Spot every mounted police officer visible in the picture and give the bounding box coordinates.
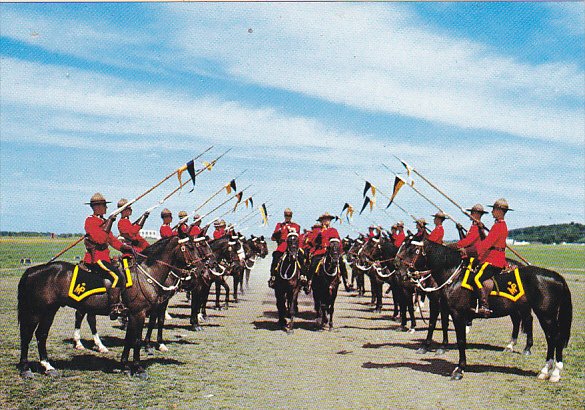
[177,210,190,237]
[269,208,301,289]
[189,214,203,238]
[474,198,511,317]
[427,211,447,244]
[160,208,177,238]
[117,198,150,253]
[307,212,348,290]
[449,204,488,257]
[213,219,227,240]
[83,193,133,320]
[391,221,406,247]
[413,218,427,241]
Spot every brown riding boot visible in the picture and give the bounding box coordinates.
[108,287,127,320]
[477,280,493,318]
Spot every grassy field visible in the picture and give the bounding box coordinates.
[0,238,583,409]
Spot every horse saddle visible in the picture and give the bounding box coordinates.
[461,258,525,302]
[68,260,134,302]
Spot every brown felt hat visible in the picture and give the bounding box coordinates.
[284,208,293,216]
[432,211,447,220]
[178,210,188,219]
[317,212,334,221]
[86,192,110,206]
[161,208,172,218]
[117,198,129,209]
[416,218,427,226]
[488,198,513,211]
[467,204,488,215]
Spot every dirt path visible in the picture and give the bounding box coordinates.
[1,255,583,409]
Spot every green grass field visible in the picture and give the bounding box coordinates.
[0,238,583,409]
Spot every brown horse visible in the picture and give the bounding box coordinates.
[18,236,197,378]
[395,238,572,381]
[273,233,305,332]
[311,238,342,330]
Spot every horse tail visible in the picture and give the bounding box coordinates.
[18,268,31,324]
[558,281,572,348]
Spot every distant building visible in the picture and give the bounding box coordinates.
[140,229,160,240]
[507,239,530,246]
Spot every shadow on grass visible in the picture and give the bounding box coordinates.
[362,357,536,377]
[49,354,184,373]
[252,319,318,332]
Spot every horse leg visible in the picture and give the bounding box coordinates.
[190,288,203,331]
[222,278,230,309]
[87,313,108,353]
[130,312,148,378]
[232,273,239,303]
[73,311,86,350]
[328,288,338,330]
[407,288,416,333]
[245,267,250,289]
[19,312,39,378]
[522,311,534,356]
[214,281,221,309]
[143,307,157,356]
[418,295,440,354]
[438,298,450,355]
[451,316,468,380]
[505,311,521,352]
[156,300,169,352]
[373,280,383,313]
[275,289,286,329]
[36,307,59,376]
[201,283,211,321]
[536,315,557,381]
[288,286,300,333]
[390,279,400,320]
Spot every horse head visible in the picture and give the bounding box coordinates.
[285,232,300,260]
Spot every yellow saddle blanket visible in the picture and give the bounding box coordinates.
[68,259,133,302]
[461,257,525,302]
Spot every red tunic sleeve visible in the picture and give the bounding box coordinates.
[457,224,479,248]
[427,226,444,244]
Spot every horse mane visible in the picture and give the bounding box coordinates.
[139,236,175,266]
[425,240,461,271]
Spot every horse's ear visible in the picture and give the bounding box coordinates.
[260,235,265,240]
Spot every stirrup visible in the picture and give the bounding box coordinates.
[476,306,492,318]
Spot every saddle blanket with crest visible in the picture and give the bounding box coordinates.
[461,257,525,302]
[68,259,134,302]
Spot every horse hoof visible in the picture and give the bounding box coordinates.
[45,369,60,378]
[407,328,416,334]
[74,344,85,350]
[522,349,532,356]
[20,369,34,379]
[436,348,446,356]
[397,326,408,332]
[157,344,169,353]
[95,345,109,353]
[192,325,204,332]
[145,347,155,356]
[450,368,464,380]
[416,347,429,355]
[133,369,149,380]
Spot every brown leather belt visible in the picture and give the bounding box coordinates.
[489,246,505,252]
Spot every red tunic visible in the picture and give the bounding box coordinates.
[213,227,226,240]
[303,227,320,252]
[427,225,444,244]
[272,221,301,252]
[160,224,177,238]
[392,231,406,247]
[118,217,149,252]
[189,225,202,238]
[313,227,341,256]
[457,222,482,250]
[477,219,508,268]
[84,215,124,263]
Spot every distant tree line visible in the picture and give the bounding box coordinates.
[509,222,585,244]
[1,231,83,238]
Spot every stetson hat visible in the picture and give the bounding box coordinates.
[161,208,172,218]
[489,198,513,211]
[368,225,376,230]
[193,214,201,222]
[432,211,447,220]
[86,192,110,206]
[284,208,293,216]
[317,212,334,221]
[178,210,188,219]
[416,218,427,226]
[117,198,129,209]
[466,203,488,214]
[396,220,404,227]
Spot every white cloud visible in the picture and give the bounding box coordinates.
[548,3,585,36]
[165,3,584,145]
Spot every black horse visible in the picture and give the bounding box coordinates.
[242,235,268,290]
[209,236,243,309]
[18,236,197,378]
[273,233,305,332]
[311,238,343,330]
[396,238,572,381]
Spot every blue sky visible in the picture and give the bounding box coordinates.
[1,3,584,240]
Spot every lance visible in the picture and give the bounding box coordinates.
[189,170,248,217]
[218,190,259,226]
[174,184,253,229]
[48,148,215,263]
[110,146,214,218]
[234,200,274,227]
[141,149,232,216]
[393,157,531,265]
